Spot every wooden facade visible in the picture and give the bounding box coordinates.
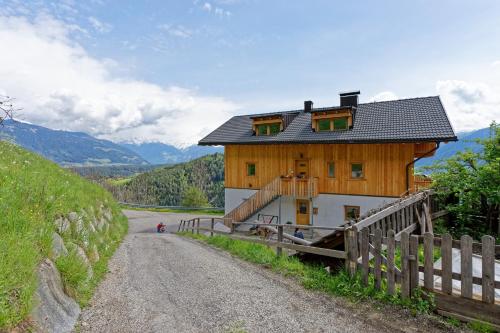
[224,143,431,197]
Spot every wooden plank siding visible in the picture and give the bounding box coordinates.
[225,143,417,197]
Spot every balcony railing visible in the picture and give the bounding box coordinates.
[279,176,319,198]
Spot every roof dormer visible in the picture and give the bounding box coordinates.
[251,114,283,136]
[311,107,353,132]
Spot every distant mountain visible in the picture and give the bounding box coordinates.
[120,142,223,164]
[0,120,148,166]
[416,127,490,168]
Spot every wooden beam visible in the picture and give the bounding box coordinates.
[354,192,427,229]
[394,223,417,241]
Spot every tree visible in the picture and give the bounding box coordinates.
[181,186,210,208]
[0,95,19,126]
[424,122,499,237]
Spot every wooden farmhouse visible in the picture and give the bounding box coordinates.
[199,91,457,227]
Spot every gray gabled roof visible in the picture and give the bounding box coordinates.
[199,96,457,145]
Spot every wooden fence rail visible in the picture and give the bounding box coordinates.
[346,226,500,327]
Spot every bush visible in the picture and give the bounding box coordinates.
[181,186,210,207]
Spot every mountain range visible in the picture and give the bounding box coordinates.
[0,120,148,166]
[415,127,491,168]
[0,120,222,166]
[0,119,488,168]
[120,142,223,164]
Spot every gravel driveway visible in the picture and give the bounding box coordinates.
[76,210,457,333]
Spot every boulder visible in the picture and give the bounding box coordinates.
[76,246,93,278]
[52,233,68,258]
[54,217,70,234]
[67,212,78,223]
[31,259,80,333]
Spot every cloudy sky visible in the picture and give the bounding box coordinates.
[0,0,499,147]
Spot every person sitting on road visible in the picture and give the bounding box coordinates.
[157,222,165,233]
[294,228,304,239]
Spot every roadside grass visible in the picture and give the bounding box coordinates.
[177,232,434,315]
[121,204,224,216]
[0,141,128,329]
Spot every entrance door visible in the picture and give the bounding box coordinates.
[296,199,310,225]
[295,159,309,178]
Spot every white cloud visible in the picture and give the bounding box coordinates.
[88,16,112,33]
[436,80,500,132]
[0,14,239,147]
[368,91,398,102]
[491,60,500,67]
[158,24,193,38]
[203,2,212,11]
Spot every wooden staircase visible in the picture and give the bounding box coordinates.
[225,176,319,223]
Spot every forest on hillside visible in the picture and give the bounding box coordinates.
[98,153,224,208]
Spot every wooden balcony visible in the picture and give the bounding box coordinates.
[279,176,319,198]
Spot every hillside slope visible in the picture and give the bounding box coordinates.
[0,119,148,166]
[0,141,128,330]
[110,153,224,207]
[120,142,223,164]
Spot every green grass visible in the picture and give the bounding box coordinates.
[107,177,132,186]
[121,204,224,216]
[0,141,128,329]
[178,232,435,315]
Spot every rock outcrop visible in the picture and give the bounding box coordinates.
[31,259,81,333]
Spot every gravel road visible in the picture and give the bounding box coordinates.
[77,210,457,333]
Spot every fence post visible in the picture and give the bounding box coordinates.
[482,235,495,304]
[178,220,182,232]
[423,232,434,290]
[441,233,452,294]
[210,218,214,237]
[345,226,358,277]
[361,227,369,286]
[196,218,200,235]
[461,235,473,299]
[400,231,410,299]
[409,234,419,294]
[374,228,382,290]
[387,230,395,295]
[230,220,235,233]
[191,219,195,234]
[276,225,283,256]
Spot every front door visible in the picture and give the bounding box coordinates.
[295,159,309,178]
[296,199,310,225]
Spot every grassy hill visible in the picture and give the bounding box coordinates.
[108,153,224,208]
[0,141,128,329]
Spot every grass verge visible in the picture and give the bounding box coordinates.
[0,141,128,329]
[177,232,435,315]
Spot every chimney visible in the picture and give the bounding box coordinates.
[304,100,313,111]
[339,91,360,108]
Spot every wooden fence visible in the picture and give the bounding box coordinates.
[345,226,500,327]
[178,218,346,261]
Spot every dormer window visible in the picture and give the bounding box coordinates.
[312,109,352,132]
[252,115,283,136]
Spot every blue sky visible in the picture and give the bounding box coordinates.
[0,0,499,146]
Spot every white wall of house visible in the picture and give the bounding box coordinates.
[225,188,398,228]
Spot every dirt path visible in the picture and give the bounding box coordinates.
[77,210,457,333]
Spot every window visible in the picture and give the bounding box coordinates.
[247,163,256,176]
[257,124,268,136]
[316,117,349,132]
[269,123,281,135]
[333,117,348,130]
[345,206,360,221]
[318,119,331,131]
[256,122,281,136]
[327,162,335,178]
[351,163,364,179]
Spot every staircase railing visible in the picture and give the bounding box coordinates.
[224,176,320,223]
[225,176,282,222]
